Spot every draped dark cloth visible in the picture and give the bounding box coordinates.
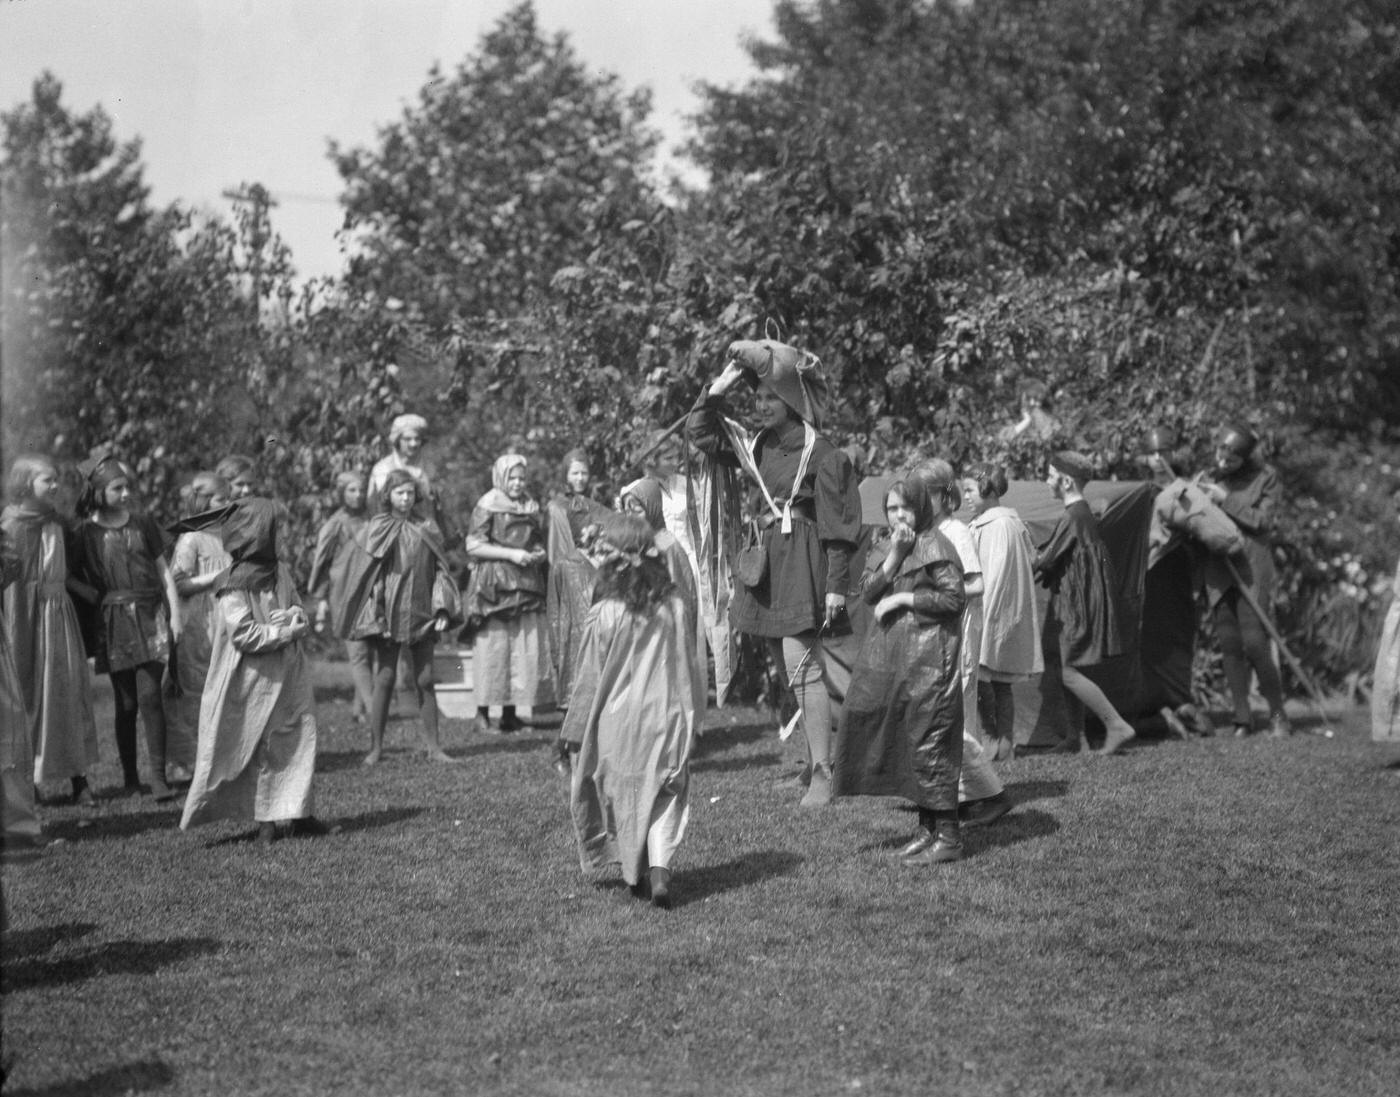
[1034,499,1126,668]
[336,514,460,644]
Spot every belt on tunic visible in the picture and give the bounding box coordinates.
[39,581,67,600]
[102,588,163,608]
[757,502,815,530]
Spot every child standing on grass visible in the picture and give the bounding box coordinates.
[339,469,461,766]
[72,456,180,800]
[308,470,375,724]
[1035,452,1136,756]
[835,471,968,865]
[2,520,45,849]
[563,514,704,909]
[169,472,232,776]
[962,463,1043,760]
[179,498,333,844]
[2,457,99,805]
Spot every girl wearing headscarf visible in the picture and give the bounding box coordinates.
[1198,422,1289,738]
[2,456,99,805]
[179,498,332,842]
[337,469,462,765]
[562,514,705,910]
[619,475,700,647]
[545,449,609,705]
[71,455,180,800]
[308,469,375,723]
[169,472,233,772]
[464,454,555,733]
[834,471,968,864]
[688,340,862,807]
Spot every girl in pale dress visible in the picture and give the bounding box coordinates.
[169,472,232,775]
[1,456,99,804]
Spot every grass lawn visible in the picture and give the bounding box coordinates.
[2,663,1399,1097]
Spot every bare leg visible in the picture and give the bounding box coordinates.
[410,638,457,763]
[1061,665,1136,756]
[365,639,397,765]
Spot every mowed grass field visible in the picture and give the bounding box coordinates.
[2,663,1398,1097]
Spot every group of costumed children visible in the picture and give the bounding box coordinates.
[4,344,1346,909]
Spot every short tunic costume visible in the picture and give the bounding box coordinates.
[0,503,99,784]
[73,512,171,674]
[686,397,861,638]
[834,529,967,811]
[1034,499,1125,669]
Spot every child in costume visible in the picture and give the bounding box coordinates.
[308,470,375,723]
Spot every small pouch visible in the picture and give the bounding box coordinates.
[734,519,768,589]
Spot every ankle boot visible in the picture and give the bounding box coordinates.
[902,817,963,866]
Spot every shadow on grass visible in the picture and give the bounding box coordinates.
[676,848,804,906]
[692,751,783,774]
[204,806,424,846]
[4,1058,176,1097]
[43,810,180,844]
[1,922,99,959]
[965,807,1061,854]
[1,937,221,993]
[1003,778,1071,805]
[453,737,554,760]
[693,720,774,759]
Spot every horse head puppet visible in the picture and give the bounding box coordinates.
[726,338,830,430]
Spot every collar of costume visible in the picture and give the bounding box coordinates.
[1,499,58,529]
[892,528,960,578]
[212,498,282,594]
[726,338,830,429]
[620,477,665,531]
[360,512,450,569]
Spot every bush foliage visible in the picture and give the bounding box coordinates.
[3,0,1398,687]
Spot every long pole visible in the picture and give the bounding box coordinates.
[1223,557,1334,737]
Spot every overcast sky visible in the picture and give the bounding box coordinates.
[0,0,772,281]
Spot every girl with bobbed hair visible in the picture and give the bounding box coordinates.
[561,514,704,910]
[308,469,375,723]
[961,462,1043,760]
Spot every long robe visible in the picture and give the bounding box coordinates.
[1034,499,1125,669]
[562,594,705,886]
[0,505,99,783]
[545,493,607,702]
[1373,560,1400,743]
[180,568,317,828]
[968,505,1044,679]
[169,529,231,765]
[835,530,966,811]
[1,532,41,842]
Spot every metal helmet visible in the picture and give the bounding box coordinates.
[1217,422,1257,459]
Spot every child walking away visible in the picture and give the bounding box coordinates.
[308,470,375,724]
[562,515,705,909]
[2,457,100,805]
[338,469,462,766]
[1035,452,1136,756]
[834,470,968,865]
[179,498,334,843]
[71,456,180,800]
[962,463,1043,760]
[169,472,232,778]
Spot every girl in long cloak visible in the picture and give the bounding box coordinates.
[71,456,179,800]
[962,463,1043,760]
[2,457,99,804]
[834,471,968,864]
[338,469,461,765]
[308,470,375,723]
[562,515,705,909]
[179,497,331,842]
[2,519,44,848]
[464,454,555,733]
[687,340,862,807]
[169,472,232,773]
[545,449,608,706]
